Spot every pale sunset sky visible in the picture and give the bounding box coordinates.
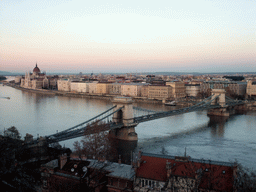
[1,0,255,73]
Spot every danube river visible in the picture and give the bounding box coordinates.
[1,81,256,170]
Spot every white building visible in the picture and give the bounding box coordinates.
[121,83,145,97]
[88,82,98,94]
[57,79,71,92]
[70,82,88,93]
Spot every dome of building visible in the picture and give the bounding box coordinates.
[33,63,40,73]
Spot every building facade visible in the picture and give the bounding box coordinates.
[20,64,58,89]
[247,80,256,98]
[108,83,122,95]
[121,83,144,97]
[166,81,186,98]
[185,84,200,97]
[70,82,88,93]
[57,79,71,92]
[147,85,172,100]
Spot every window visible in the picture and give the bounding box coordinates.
[142,179,144,187]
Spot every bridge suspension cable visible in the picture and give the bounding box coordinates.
[47,105,117,137]
[41,94,245,144]
[46,106,123,143]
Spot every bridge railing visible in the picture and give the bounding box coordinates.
[133,95,220,123]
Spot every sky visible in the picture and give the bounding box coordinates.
[1,0,255,73]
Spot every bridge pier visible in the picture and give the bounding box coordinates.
[110,97,138,141]
[207,107,230,117]
[207,89,230,117]
[109,97,138,164]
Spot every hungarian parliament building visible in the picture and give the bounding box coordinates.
[18,64,58,90]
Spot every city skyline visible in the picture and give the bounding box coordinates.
[1,0,255,73]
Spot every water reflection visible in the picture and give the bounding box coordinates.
[208,116,228,137]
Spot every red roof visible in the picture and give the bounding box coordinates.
[136,153,236,191]
[136,155,168,181]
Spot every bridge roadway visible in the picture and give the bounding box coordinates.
[39,95,244,144]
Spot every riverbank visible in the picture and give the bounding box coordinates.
[4,83,166,104]
[6,82,256,108]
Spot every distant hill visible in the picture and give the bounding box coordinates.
[0,71,23,76]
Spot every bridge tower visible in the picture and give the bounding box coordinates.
[210,89,226,107]
[110,97,138,141]
[208,89,230,117]
[109,97,138,164]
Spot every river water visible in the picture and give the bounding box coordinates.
[1,79,256,170]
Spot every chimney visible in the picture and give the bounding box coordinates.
[137,151,142,168]
[60,153,68,170]
[166,160,172,178]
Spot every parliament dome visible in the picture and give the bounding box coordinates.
[33,64,40,73]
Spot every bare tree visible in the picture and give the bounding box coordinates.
[234,163,256,192]
[73,121,118,161]
[4,126,21,140]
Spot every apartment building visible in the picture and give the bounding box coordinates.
[141,85,149,98]
[70,82,88,93]
[96,82,111,95]
[121,83,146,97]
[228,82,247,96]
[147,85,172,100]
[185,84,200,97]
[57,79,71,92]
[166,81,186,98]
[88,82,98,94]
[200,81,247,97]
[108,83,122,95]
[247,80,256,98]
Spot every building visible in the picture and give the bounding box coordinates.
[134,153,237,192]
[108,83,122,95]
[88,82,98,94]
[57,79,71,92]
[40,154,135,192]
[96,82,111,95]
[166,81,186,99]
[121,83,145,97]
[200,81,247,98]
[141,85,149,98]
[20,64,58,89]
[227,82,247,97]
[247,79,256,98]
[147,85,173,100]
[70,81,88,93]
[185,84,200,97]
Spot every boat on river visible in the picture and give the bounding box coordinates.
[164,101,176,106]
